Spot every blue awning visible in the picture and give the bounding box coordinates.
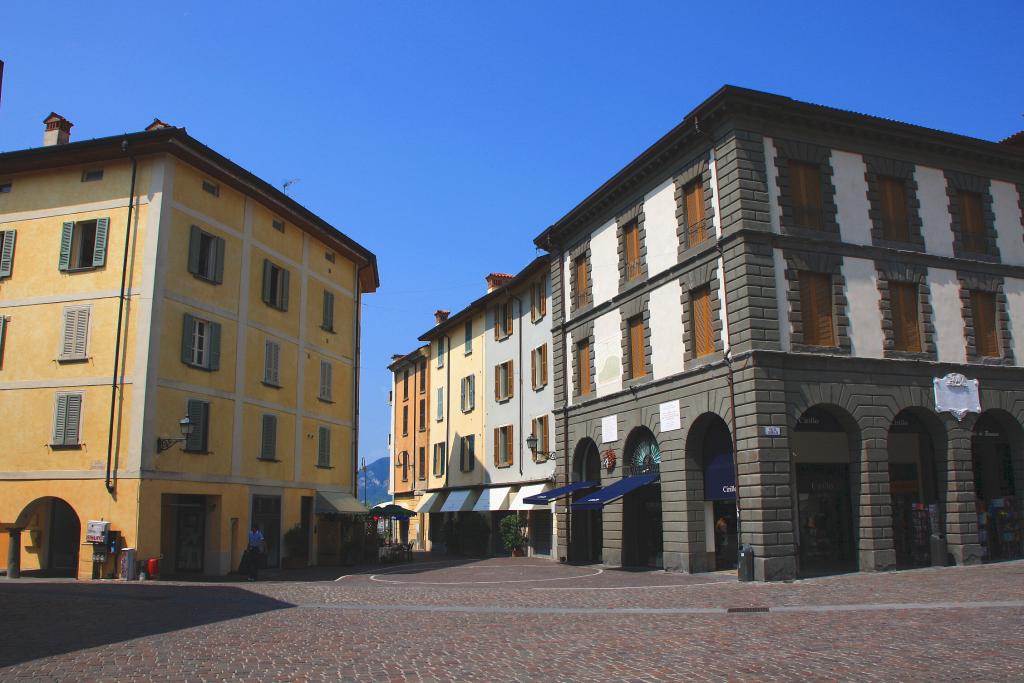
[522,481,598,505]
[571,474,659,510]
[704,451,736,501]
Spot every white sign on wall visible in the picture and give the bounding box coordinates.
[601,415,618,444]
[934,373,981,421]
[659,400,681,432]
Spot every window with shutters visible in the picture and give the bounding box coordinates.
[318,360,333,401]
[402,405,409,435]
[495,302,513,340]
[437,338,445,368]
[889,282,922,352]
[0,316,7,369]
[402,369,409,400]
[419,361,426,393]
[263,339,281,386]
[59,218,109,271]
[531,344,548,390]
[418,446,426,480]
[494,425,513,467]
[0,230,16,279]
[261,259,290,310]
[436,387,444,421]
[51,392,83,447]
[531,279,547,322]
[188,226,225,284]
[460,375,475,412]
[58,305,90,361]
[495,360,514,402]
[465,319,473,354]
[691,286,714,358]
[879,176,910,242]
[432,442,446,476]
[683,179,707,248]
[970,290,1000,357]
[318,426,332,467]
[418,399,426,430]
[460,435,476,472]
[272,218,285,233]
[623,220,642,281]
[531,415,550,463]
[400,450,409,481]
[577,339,592,396]
[798,271,836,347]
[184,399,209,453]
[202,180,220,196]
[788,161,823,230]
[260,414,278,460]
[958,191,987,254]
[574,256,591,310]
[181,313,221,371]
[322,290,335,332]
[627,315,646,379]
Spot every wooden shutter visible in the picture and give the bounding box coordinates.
[506,361,514,399]
[437,387,443,420]
[213,236,225,283]
[320,361,332,399]
[62,393,82,445]
[540,281,547,317]
[692,287,713,357]
[468,435,475,471]
[890,282,921,352]
[61,308,77,358]
[318,426,331,466]
[959,191,985,253]
[879,177,909,242]
[531,347,537,390]
[799,271,835,346]
[579,340,592,395]
[261,414,277,459]
[460,377,466,412]
[507,425,513,465]
[279,268,290,311]
[52,394,68,445]
[464,320,472,352]
[469,375,475,410]
[92,217,109,268]
[629,316,645,378]
[789,161,822,229]
[264,340,280,384]
[505,302,513,337]
[208,321,221,370]
[494,365,501,400]
[541,344,548,386]
[188,226,202,276]
[624,221,641,279]
[262,260,274,304]
[323,291,335,330]
[73,308,89,358]
[58,222,74,271]
[0,316,6,366]
[971,290,999,357]
[575,257,588,308]
[493,428,500,466]
[0,230,16,277]
[685,181,705,247]
[181,314,195,365]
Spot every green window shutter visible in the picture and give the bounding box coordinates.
[213,236,225,284]
[186,399,208,452]
[52,394,68,445]
[318,426,330,466]
[64,393,82,445]
[0,230,16,278]
[208,321,221,371]
[469,375,475,410]
[58,222,74,270]
[460,378,466,411]
[188,226,202,276]
[319,360,332,400]
[73,308,89,358]
[261,414,277,459]
[61,309,77,358]
[280,269,290,311]
[92,217,109,268]
[262,259,273,304]
[323,291,334,330]
[181,314,195,365]
[264,340,273,383]
[0,316,7,367]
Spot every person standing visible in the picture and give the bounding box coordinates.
[245,525,265,581]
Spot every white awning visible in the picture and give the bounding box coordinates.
[509,484,548,511]
[415,491,447,513]
[472,486,513,512]
[440,489,479,513]
[315,491,368,515]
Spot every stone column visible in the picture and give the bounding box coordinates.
[857,423,896,572]
[944,421,982,565]
[6,528,21,579]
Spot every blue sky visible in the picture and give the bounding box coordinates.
[2,1,1021,465]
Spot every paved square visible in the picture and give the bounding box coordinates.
[3,558,1023,681]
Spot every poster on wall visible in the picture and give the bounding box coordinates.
[601,415,618,444]
[933,373,980,421]
[659,400,682,432]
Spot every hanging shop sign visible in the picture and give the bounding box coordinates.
[933,373,981,421]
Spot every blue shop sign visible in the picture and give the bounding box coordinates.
[704,451,736,501]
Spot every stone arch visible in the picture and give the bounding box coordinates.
[621,426,664,567]
[971,409,1024,561]
[13,497,81,578]
[686,412,736,571]
[571,437,601,482]
[623,425,661,474]
[569,437,602,564]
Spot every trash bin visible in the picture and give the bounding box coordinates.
[738,544,755,582]
[929,533,948,567]
[120,548,137,580]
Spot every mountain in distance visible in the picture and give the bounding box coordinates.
[357,456,391,506]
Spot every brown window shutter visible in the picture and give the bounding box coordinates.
[959,191,985,253]
[692,286,713,357]
[508,425,514,465]
[576,258,588,307]
[493,428,499,466]
[629,316,645,378]
[880,176,909,242]
[971,290,999,357]
[540,284,547,316]
[542,416,549,453]
[507,361,514,398]
[531,348,537,390]
[890,282,921,352]
[799,271,835,346]
[579,340,591,395]
[684,180,705,247]
[494,365,501,400]
[624,222,641,280]
[789,161,823,229]
[541,344,548,385]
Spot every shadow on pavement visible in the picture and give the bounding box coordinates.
[0,581,293,668]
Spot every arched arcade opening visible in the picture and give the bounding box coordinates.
[621,427,662,568]
[13,497,81,577]
[972,411,1024,561]
[569,438,602,564]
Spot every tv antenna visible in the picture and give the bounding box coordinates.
[282,178,301,195]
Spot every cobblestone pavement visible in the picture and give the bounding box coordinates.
[2,558,1023,681]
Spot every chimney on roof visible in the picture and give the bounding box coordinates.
[146,118,172,131]
[43,112,72,146]
[434,310,450,325]
[1000,131,1024,149]
[486,272,514,292]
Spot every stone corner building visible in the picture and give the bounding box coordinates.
[534,86,1024,581]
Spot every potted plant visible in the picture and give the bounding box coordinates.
[499,514,528,557]
[282,525,308,569]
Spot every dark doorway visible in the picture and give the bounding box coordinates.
[299,496,313,561]
[530,511,553,556]
[174,495,206,573]
[45,499,81,577]
[888,412,942,568]
[698,415,737,570]
[252,495,282,568]
[972,413,1023,561]
[570,439,602,563]
[621,428,662,568]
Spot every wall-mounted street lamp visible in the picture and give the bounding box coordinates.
[157,417,194,453]
[525,433,557,462]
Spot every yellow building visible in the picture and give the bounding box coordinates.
[0,115,378,579]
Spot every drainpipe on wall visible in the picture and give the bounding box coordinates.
[515,294,525,478]
[105,143,138,495]
[443,334,452,490]
[353,265,363,498]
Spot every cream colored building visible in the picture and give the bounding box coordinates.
[0,115,377,578]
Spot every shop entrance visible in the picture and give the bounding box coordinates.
[972,412,1023,561]
[174,495,206,573]
[569,439,602,564]
[621,428,662,568]
[792,406,857,577]
[14,497,81,577]
[888,412,943,568]
[251,495,282,568]
[691,414,737,570]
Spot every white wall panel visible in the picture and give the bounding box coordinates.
[1003,277,1024,366]
[832,150,872,246]
[643,178,678,277]
[649,280,685,379]
[917,166,955,257]
[993,180,1024,266]
[928,267,966,363]
[589,219,618,307]
[593,310,622,397]
[842,257,883,358]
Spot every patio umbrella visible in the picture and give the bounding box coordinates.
[369,503,415,519]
